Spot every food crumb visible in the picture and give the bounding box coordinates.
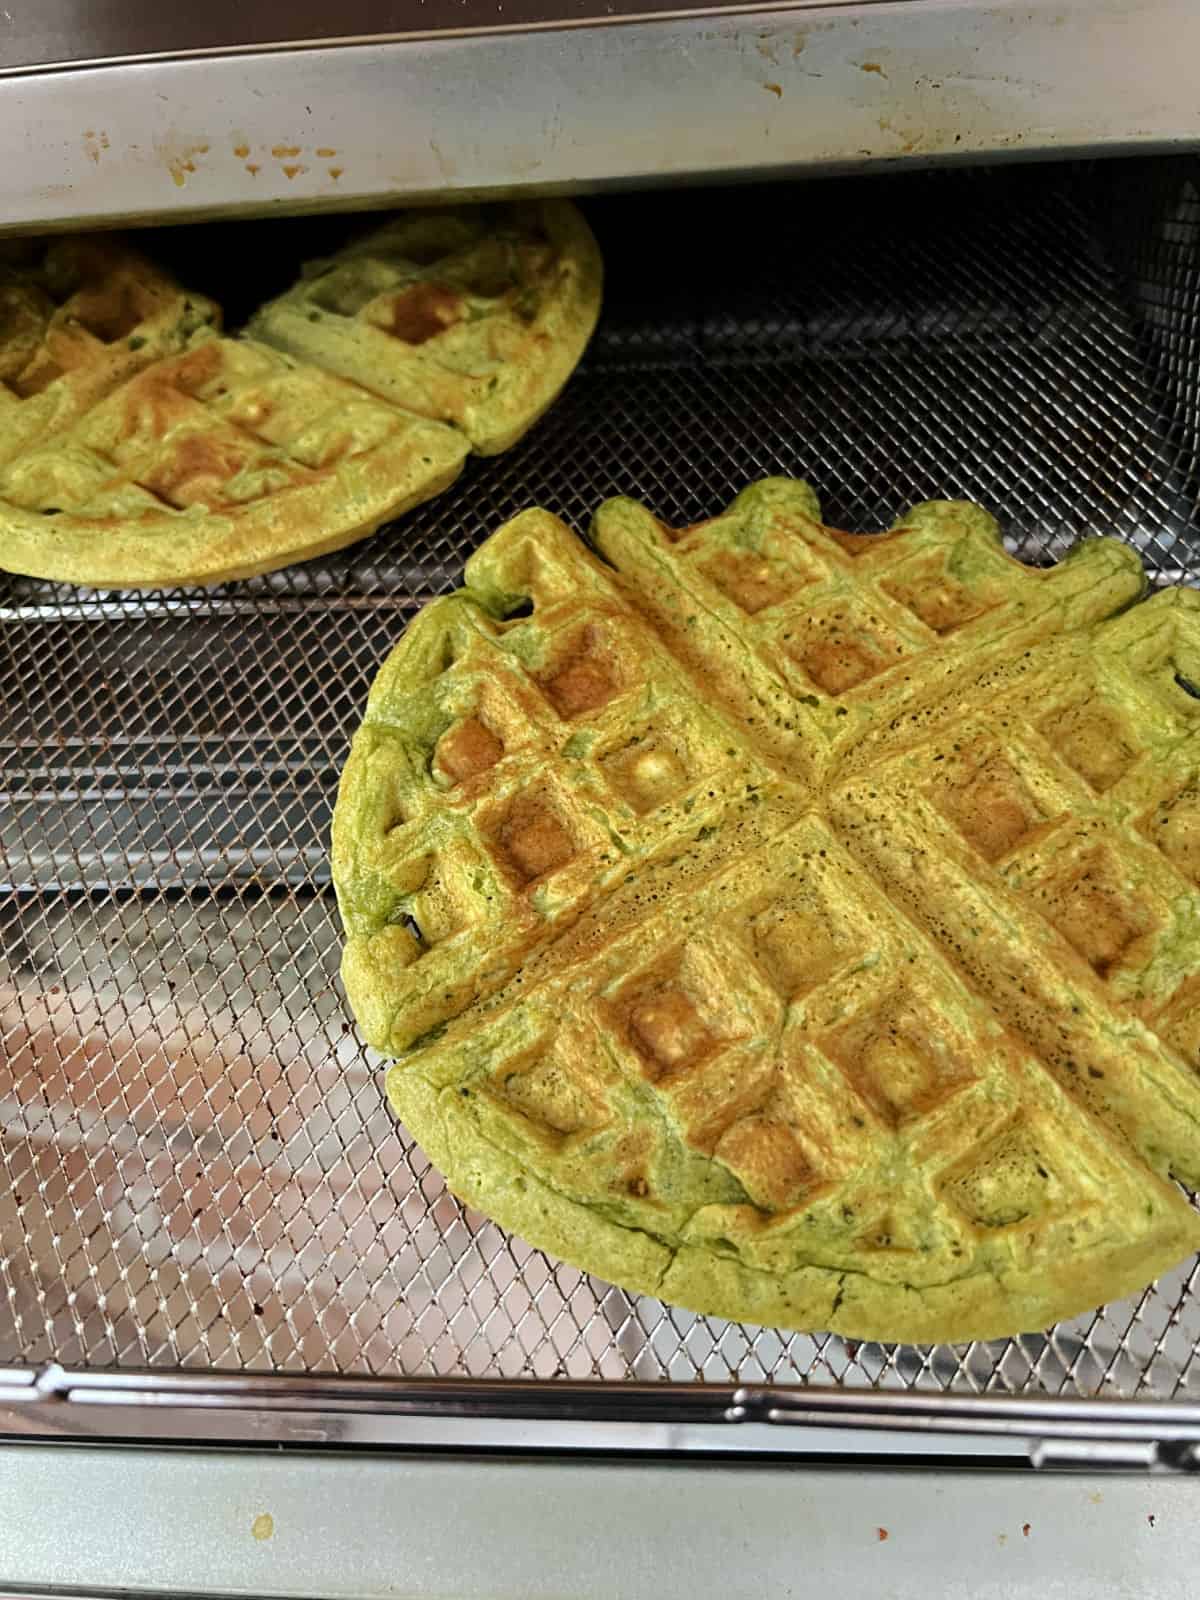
[1148,1514,1157,1528]
[876,1527,889,1542]
[763,82,782,97]
[251,1513,274,1542]
[1022,1523,1031,1537]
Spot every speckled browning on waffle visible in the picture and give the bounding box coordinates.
[0,336,469,587]
[248,200,603,456]
[333,477,1200,1342]
[334,507,804,1052]
[828,585,1200,1189]
[0,235,221,468]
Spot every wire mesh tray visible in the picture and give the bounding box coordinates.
[3,159,1200,1410]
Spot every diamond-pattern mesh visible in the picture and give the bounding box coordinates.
[3,157,1200,1396]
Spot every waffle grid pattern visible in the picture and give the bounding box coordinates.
[3,157,1200,1394]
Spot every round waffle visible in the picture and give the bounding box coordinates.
[333,478,1200,1342]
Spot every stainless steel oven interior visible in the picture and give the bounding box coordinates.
[2,155,1200,1469]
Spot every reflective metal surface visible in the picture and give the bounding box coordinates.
[0,0,891,69]
[4,1445,1196,1599]
[2,161,1200,1438]
[0,2,1197,232]
[0,1364,1196,1465]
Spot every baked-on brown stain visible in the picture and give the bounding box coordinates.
[315,147,337,158]
[328,167,344,180]
[700,547,809,614]
[271,145,301,158]
[233,143,250,159]
[882,558,994,634]
[9,358,65,399]
[628,990,714,1076]
[789,624,893,695]
[282,165,306,181]
[384,282,464,344]
[73,279,151,345]
[763,82,783,97]
[1039,849,1158,978]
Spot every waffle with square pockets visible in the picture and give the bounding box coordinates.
[0,202,601,587]
[248,201,604,456]
[332,478,1200,1341]
[0,235,220,469]
[0,334,470,588]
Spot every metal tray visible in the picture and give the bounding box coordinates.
[3,158,1200,1455]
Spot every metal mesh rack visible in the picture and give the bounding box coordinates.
[3,157,1200,1401]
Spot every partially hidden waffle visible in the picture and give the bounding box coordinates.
[333,478,1200,1343]
[0,336,469,588]
[0,235,220,468]
[247,201,603,455]
[0,202,600,588]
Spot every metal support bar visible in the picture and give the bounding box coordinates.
[0,1,1197,231]
[2,1364,1198,1468]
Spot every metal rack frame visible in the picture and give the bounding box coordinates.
[4,157,1200,1471]
[3,1364,1198,1469]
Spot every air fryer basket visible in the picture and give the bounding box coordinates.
[2,157,1200,1418]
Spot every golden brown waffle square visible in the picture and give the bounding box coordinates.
[248,201,603,455]
[0,235,220,467]
[0,336,469,588]
[333,479,1200,1341]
